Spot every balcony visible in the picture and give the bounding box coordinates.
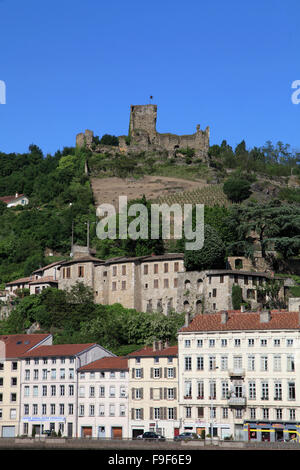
[227,396,246,407]
[228,368,245,378]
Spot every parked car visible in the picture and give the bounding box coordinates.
[136,432,166,441]
[174,432,199,441]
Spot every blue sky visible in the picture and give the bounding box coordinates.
[0,0,299,155]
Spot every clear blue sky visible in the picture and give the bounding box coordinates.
[0,0,299,155]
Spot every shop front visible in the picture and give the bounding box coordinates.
[244,421,300,442]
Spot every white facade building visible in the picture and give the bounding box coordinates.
[77,356,129,439]
[19,343,114,437]
[178,310,300,442]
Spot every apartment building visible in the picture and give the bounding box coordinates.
[77,356,129,439]
[178,309,300,442]
[19,343,114,437]
[0,333,52,437]
[127,342,179,439]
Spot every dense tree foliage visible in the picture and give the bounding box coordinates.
[0,283,184,354]
[223,177,252,203]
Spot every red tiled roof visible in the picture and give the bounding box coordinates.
[21,343,97,358]
[29,276,58,285]
[0,334,51,358]
[0,194,26,204]
[79,356,128,372]
[127,345,178,358]
[32,260,66,274]
[180,310,300,333]
[6,277,32,286]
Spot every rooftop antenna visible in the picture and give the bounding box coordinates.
[149,95,153,104]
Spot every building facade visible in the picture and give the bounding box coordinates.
[19,343,115,437]
[0,334,52,438]
[127,343,180,439]
[178,310,300,442]
[77,356,129,439]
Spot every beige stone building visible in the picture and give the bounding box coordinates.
[127,343,179,439]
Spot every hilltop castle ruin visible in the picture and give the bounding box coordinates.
[76,104,210,159]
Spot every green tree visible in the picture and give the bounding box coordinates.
[184,224,226,271]
[223,177,252,203]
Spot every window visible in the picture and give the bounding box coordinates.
[69,404,74,415]
[185,340,191,348]
[51,385,56,396]
[109,386,116,397]
[112,266,117,276]
[234,339,241,347]
[112,282,117,291]
[78,266,84,278]
[11,377,17,386]
[60,385,65,396]
[248,338,254,347]
[197,339,203,348]
[273,355,281,372]
[143,265,148,275]
[288,382,296,400]
[120,405,126,417]
[185,407,192,418]
[42,369,47,380]
[174,278,178,288]
[274,339,280,347]
[221,356,228,371]
[59,404,64,415]
[10,409,16,420]
[233,356,242,369]
[33,386,38,397]
[79,405,84,417]
[289,409,296,420]
[221,339,227,347]
[222,407,228,419]
[24,404,29,415]
[10,393,17,402]
[261,356,268,371]
[220,275,224,283]
[184,357,192,371]
[99,405,105,416]
[261,382,269,400]
[34,369,39,380]
[184,381,192,398]
[209,381,216,399]
[248,355,255,371]
[24,386,29,397]
[274,382,282,401]
[51,369,56,379]
[197,356,204,371]
[212,288,217,297]
[79,386,85,397]
[249,381,256,400]
[42,404,47,415]
[221,381,229,399]
[164,278,169,288]
[99,386,105,398]
[209,356,216,371]
[250,408,256,419]
[154,264,158,274]
[90,386,95,398]
[60,369,65,379]
[121,280,126,290]
[287,339,294,347]
[89,405,95,417]
[164,263,169,273]
[154,408,160,419]
[262,408,269,419]
[209,339,215,348]
[122,265,126,275]
[174,262,179,272]
[69,385,74,396]
[154,279,159,289]
[168,408,175,420]
[261,339,267,347]
[287,355,295,372]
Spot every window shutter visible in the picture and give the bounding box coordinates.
[131,408,135,420]
[174,407,177,420]
[164,388,167,399]
[163,407,167,420]
[140,408,144,420]
[173,368,176,378]
[150,388,153,399]
[150,407,153,420]
[141,388,144,399]
[174,388,177,399]
[159,368,162,378]
[150,368,153,378]
[164,367,167,378]
[132,388,135,399]
[159,388,163,399]
[132,368,135,379]
[141,368,144,378]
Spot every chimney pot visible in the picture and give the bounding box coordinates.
[221,310,228,324]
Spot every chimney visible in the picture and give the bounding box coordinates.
[221,310,228,324]
[185,312,191,328]
[260,310,271,323]
[153,340,163,351]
